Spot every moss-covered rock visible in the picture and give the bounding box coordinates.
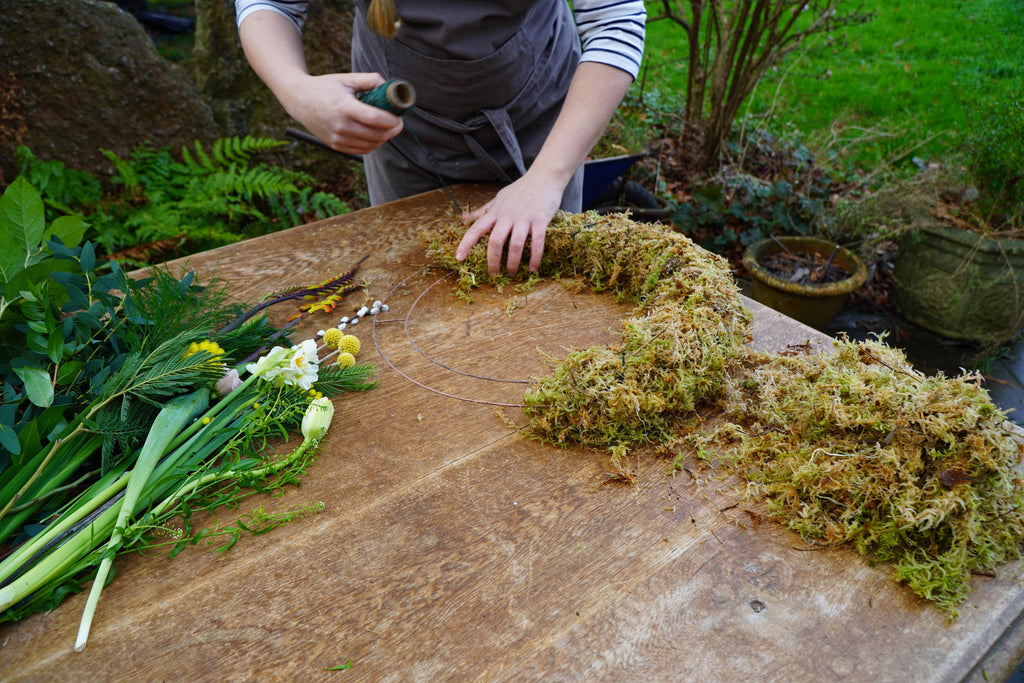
[0,0,217,181]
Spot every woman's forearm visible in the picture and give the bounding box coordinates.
[237,11,311,118]
[527,62,636,187]
[236,10,402,154]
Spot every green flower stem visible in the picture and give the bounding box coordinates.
[0,502,121,613]
[143,436,319,525]
[0,433,103,543]
[164,372,260,455]
[0,458,134,587]
[7,469,99,514]
[0,369,159,536]
[0,391,236,611]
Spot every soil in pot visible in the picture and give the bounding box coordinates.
[743,236,869,331]
[759,249,852,285]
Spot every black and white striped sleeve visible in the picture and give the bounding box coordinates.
[235,0,309,32]
[572,0,647,80]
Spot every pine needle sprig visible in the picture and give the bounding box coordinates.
[119,268,237,355]
[315,362,379,395]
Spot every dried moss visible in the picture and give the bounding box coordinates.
[424,211,1024,616]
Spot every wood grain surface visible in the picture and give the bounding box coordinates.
[2,185,1023,682]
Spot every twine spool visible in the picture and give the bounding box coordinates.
[361,79,416,115]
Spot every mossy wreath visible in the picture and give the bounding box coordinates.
[426,211,753,448]
[425,211,1024,617]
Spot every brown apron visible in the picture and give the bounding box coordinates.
[351,0,584,210]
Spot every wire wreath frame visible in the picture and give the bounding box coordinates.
[371,266,534,408]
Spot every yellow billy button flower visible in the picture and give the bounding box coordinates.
[301,396,335,441]
[322,328,343,349]
[338,334,361,356]
[336,352,356,368]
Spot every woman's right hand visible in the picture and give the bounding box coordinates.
[282,72,405,156]
[238,11,403,156]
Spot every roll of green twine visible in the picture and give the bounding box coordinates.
[360,79,417,116]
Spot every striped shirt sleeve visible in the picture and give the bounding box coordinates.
[572,0,647,80]
[234,1,646,81]
[235,0,308,31]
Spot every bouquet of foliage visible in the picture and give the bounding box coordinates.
[0,177,376,650]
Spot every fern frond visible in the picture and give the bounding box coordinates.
[181,136,287,173]
[189,140,215,172]
[216,136,286,165]
[305,190,350,220]
[102,149,141,193]
[192,167,298,203]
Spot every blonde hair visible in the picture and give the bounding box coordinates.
[367,0,400,39]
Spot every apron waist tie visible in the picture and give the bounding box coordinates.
[412,106,527,184]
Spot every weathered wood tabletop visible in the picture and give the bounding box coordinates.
[3,185,1024,682]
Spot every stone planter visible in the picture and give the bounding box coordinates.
[743,236,868,331]
[892,224,1024,346]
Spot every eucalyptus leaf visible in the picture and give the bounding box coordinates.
[44,216,88,251]
[79,242,97,275]
[3,260,78,312]
[47,331,65,365]
[0,425,20,457]
[12,366,54,408]
[55,360,84,385]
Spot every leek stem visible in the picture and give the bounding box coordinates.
[74,388,209,652]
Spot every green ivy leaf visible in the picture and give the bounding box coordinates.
[13,366,54,408]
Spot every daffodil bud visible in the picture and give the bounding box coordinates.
[301,396,335,441]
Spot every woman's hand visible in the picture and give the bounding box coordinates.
[238,10,402,156]
[455,62,635,276]
[282,72,404,156]
[456,170,564,276]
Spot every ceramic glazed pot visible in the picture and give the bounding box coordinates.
[743,236,868,331]
[892,224,1024,346]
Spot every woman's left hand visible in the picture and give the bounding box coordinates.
[455,171,564,276]
[455,62,635,277]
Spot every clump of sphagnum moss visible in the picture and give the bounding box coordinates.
[424,210,1024,617]
[700,339,1024,616]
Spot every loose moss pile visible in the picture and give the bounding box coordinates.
[424,211,1024,616]
[707,341,1024,615]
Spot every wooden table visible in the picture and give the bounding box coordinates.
[3,185,1024,682]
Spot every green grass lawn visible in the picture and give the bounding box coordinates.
[639,0,1024,172]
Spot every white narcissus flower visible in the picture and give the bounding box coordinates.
[245,340,320,390]
[301,396,335,440]
[245,345,291,383]
[287,339,321,390]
